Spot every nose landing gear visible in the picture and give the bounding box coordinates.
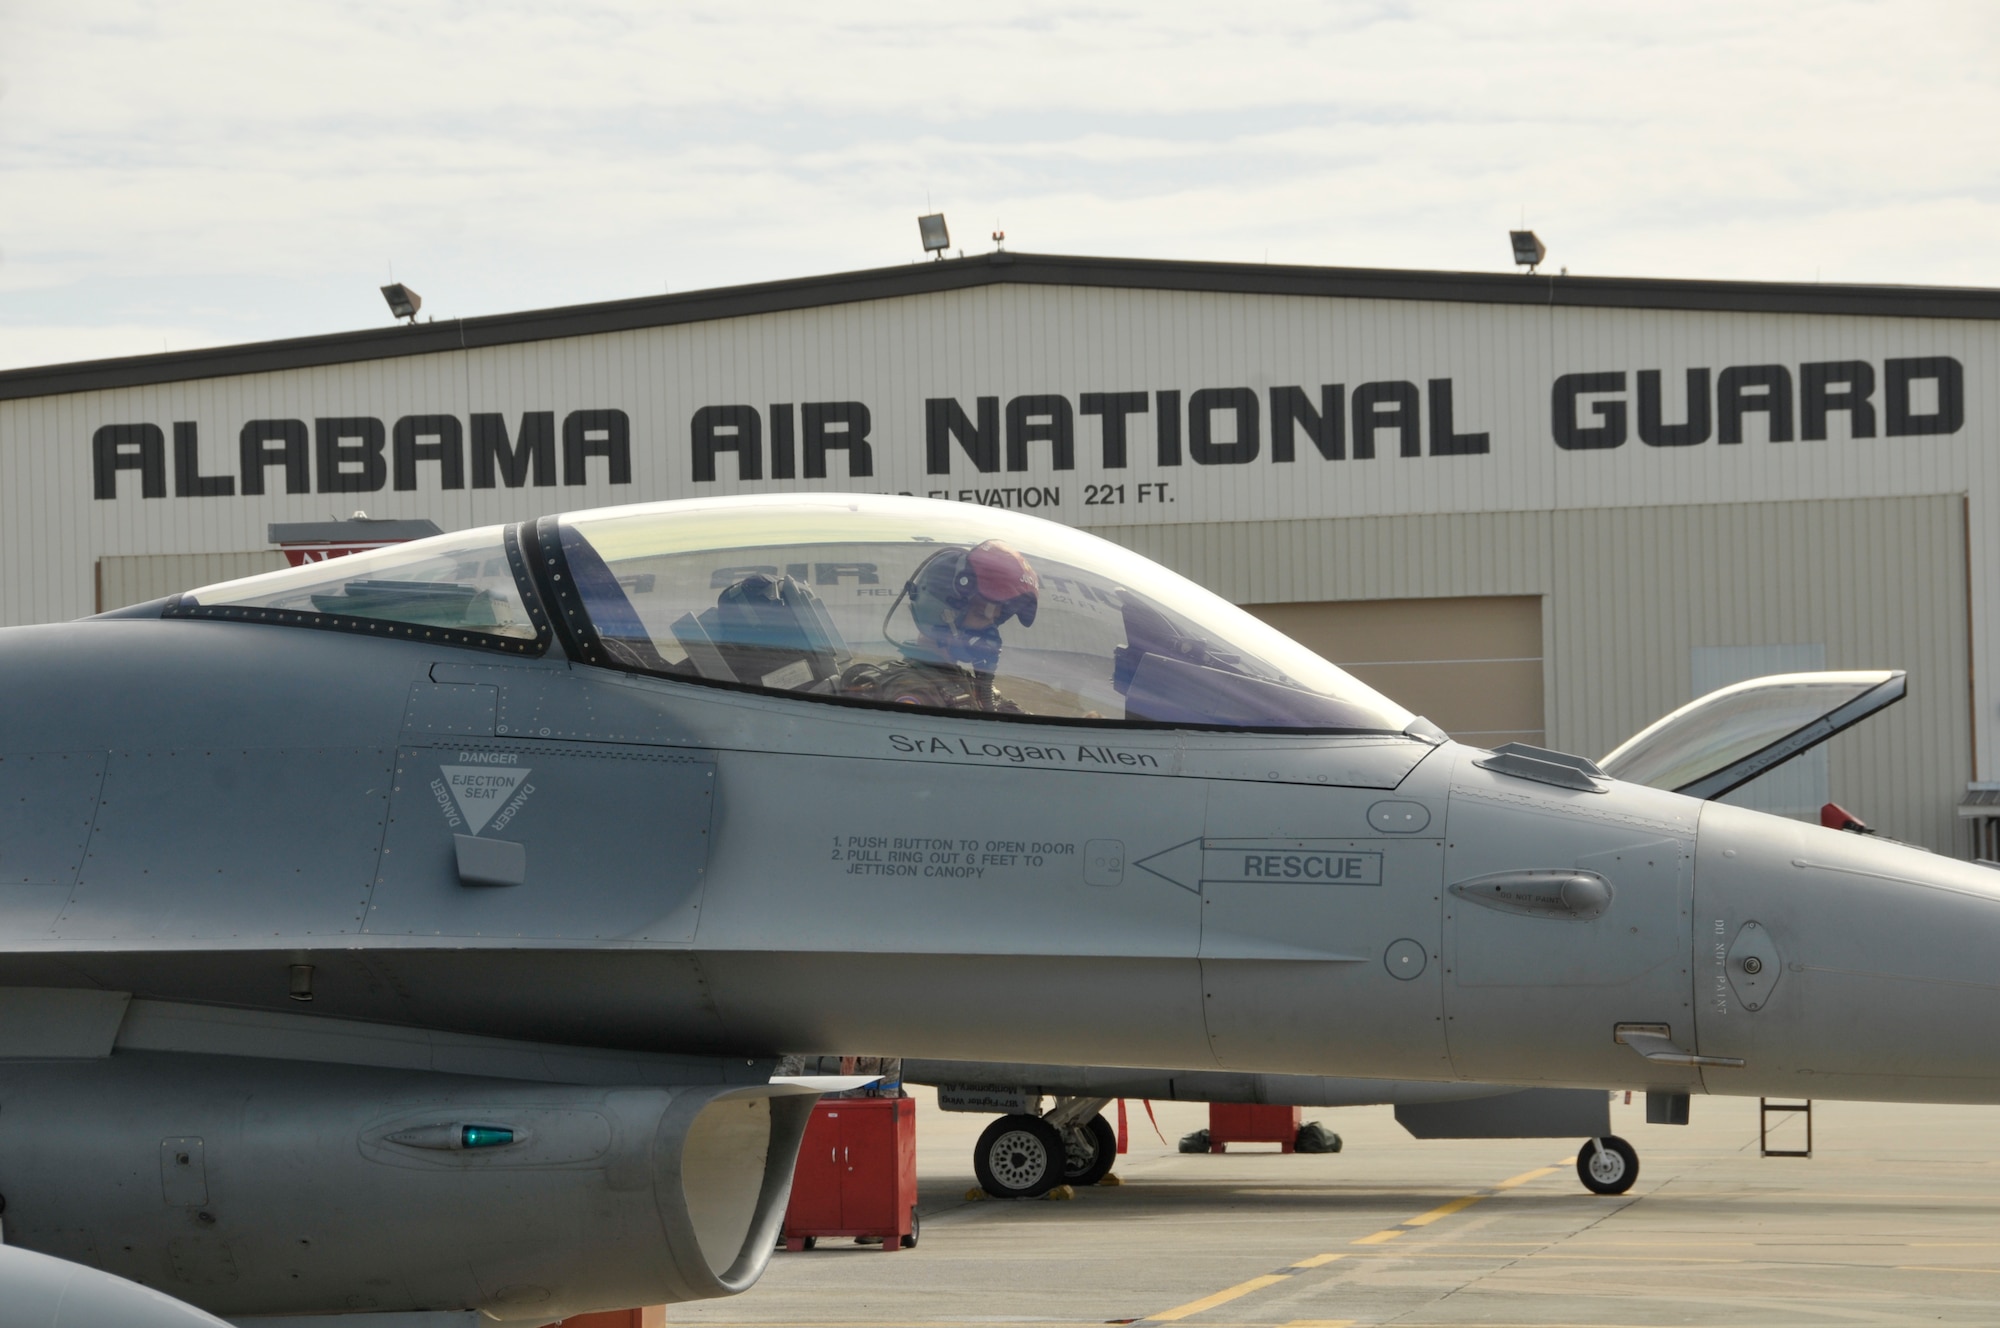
[1576,1135,1639,1194]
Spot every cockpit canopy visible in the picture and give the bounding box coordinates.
[175,495,1416,734]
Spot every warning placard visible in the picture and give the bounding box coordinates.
[439,765,531,835]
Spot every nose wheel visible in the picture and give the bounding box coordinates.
[1576,1135,1639,1195]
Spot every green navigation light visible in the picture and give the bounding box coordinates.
[460,1125,515,1149]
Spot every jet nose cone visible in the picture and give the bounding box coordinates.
[1696,801,2000,1102]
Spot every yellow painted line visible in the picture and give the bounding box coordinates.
[1142,1273,1291,1322]
[1405,1194,1483,1226]
[1143,1156,1574,1321]
[1493,1164,1563,1189]
[1289,1252,1346,1268]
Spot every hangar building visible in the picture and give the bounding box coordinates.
[1,253,1993,853]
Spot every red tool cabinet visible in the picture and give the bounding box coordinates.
[1207,1102,1302,1152]
[783,1096,918,1251]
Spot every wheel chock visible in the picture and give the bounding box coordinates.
[1044,1184,1076,1201]
[1098,1172,1124,1186]
[965,1187,988,1201]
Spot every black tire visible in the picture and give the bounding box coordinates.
[902,1207,919,1248]
[1177,1128,1211,1154]
[1060,1113,1119,1186]
[974,1113,1065,1198]
[1577,1135,1639,1195]
[799,1235,816,1250]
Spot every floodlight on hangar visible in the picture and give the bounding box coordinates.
[918,213,951,260]
[380,283,422,323]
[1509,230,1546,272]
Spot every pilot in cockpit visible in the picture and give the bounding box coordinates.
[842,540,1040,713]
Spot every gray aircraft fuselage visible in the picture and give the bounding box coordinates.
[2,612,1994,1106]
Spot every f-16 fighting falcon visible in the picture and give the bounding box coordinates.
[0,493,1988,1324]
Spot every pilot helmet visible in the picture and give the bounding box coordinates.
[910,541,1039,667]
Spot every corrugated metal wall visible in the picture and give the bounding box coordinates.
[1103,494,1969,852]
[14,284,1989,589]
[97,551,285,613]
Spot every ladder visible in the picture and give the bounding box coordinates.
[1759,1098,1813,1157]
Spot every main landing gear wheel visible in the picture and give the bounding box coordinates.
[1060,1113,1119,1187]
[1577,1135,1639,1195]
[975,1114,1065,1198]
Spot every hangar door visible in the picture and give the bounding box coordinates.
[1244,597,1543,747]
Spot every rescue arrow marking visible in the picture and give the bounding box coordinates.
[1133,838,1203,892]
[1134,838,1385,893]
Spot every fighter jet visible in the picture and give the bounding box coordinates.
[0,492,1983,1324]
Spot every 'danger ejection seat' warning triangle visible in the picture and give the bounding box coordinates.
[440,765,531,835]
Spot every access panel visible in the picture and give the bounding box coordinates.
[1194,781,1449,1078]
[61,747,393,940]
[365,742,713,942]
[1441,769,1698,1087]
[0,751,105,933]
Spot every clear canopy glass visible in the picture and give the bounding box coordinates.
[557,494,1416,732]
[1599,670,1905,798]
[180,526,537,640]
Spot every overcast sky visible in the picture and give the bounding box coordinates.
[1,1,1993,370]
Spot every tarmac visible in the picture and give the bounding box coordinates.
[673,1088,2000,1326]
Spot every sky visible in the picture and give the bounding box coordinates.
[0,1,1995,371]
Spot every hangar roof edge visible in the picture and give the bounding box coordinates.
[3,250,1997,403]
